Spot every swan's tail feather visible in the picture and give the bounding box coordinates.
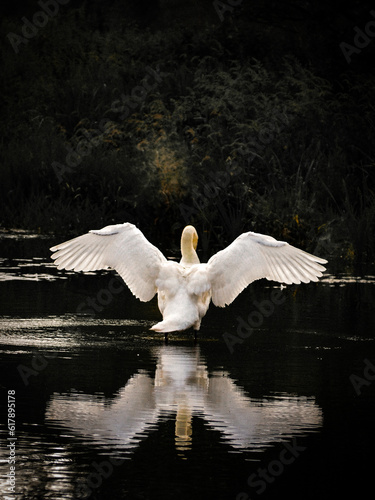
[150,317,195,333]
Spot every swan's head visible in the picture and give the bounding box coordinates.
[180,225,199,265]
[182,225,198,248]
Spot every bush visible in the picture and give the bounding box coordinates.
[1,11,374,264]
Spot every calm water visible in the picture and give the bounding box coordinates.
[1,232,375,500]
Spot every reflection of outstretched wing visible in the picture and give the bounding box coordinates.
[45,372,159,450]
[204,374,322,449]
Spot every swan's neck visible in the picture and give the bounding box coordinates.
[180,229,199,266]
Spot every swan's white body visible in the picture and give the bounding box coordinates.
[50,223,327,334]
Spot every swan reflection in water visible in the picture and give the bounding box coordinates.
[45,346,322,456]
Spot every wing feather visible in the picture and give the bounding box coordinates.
[264,249,289,284]
[281,254,303,284]
[292,254,320,282]
[207,231,327,307]
[50,223,167,301]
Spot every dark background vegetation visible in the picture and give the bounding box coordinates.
[1,0,374,265]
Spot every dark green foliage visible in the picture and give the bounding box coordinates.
[0,6,374,264]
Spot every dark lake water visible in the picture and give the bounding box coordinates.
[1,232,375,499]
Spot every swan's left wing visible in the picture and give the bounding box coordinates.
[207,231,327,307]
[50,223,167,301]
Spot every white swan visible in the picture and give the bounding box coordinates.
[50,223,327,335]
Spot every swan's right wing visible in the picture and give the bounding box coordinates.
[207,231,327,307]
[50,223,167,301]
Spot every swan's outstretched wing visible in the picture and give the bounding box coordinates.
[50,223,167,301]
[207,231,327,307]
